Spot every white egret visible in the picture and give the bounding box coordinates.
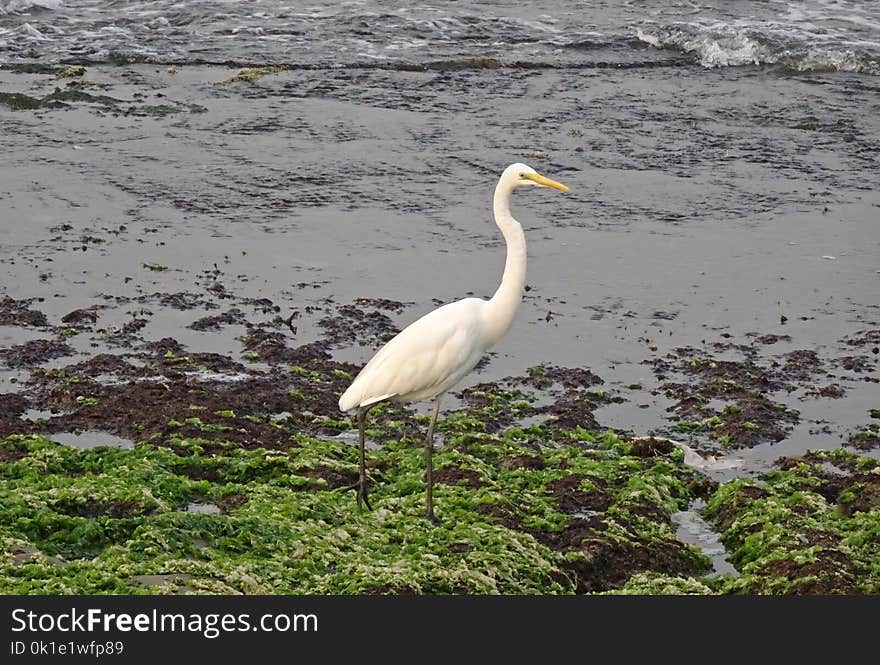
[338,163,570,522]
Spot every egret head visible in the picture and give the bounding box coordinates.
[502,163,570,193]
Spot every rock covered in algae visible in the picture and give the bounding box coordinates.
[0,415,712,594]
[702,449,880,594]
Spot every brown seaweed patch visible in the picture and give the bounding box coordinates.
[318,304,399,348]
[500,454,546,470]
[843,329,880,348]
[562,537,699,593]
[848,424,880,450]
[433,467,486,489]
[772,349,823,382]
[548,474,613,513]
[629,436,676,457]
[215,493,248,512]
[188,309,247,331]
[0,297,49,327]
[711,485,770,531]
[302,466,357,489]
[807,383,845,399]
[61,308,99,326]
[53,499,154,519]
[241,329,329,365]
[0,438,29,463]
[353,297,411,313]
[0,339,75,368]
[758,551,859,595]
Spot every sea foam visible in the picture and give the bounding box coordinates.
[636,21,879,75]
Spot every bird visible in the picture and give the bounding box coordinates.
[338,163,570,522]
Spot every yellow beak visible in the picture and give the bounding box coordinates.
[524,172,570,192]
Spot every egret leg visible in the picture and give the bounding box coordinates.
[425,396,441,523]
[356,407,372,511]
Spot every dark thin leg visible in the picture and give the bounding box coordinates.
[356,407,372,511]
[425,396,441,523]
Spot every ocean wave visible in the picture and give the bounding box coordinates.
[0,0,62,15]
[1,1,877,76]
[636,23,880,75]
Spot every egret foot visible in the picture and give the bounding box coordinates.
[337,478,372,511]
[356,478,372,512]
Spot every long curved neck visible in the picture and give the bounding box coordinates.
[484,179,526,346]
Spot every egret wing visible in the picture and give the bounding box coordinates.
[338,299,485,411]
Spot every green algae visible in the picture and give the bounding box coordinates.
[43,87,124,106]
[0,63,62,75]
[57,66,86,79]
[0,87,122,112]
[0,420,711,594]
[0,92,42,111]
[218,66,285,85]
[4,351,871,595]
[605,572,714,595]
[702,449,880,594]
[658,352,802,448]
[0,83,201,116]
[849,423,879,450]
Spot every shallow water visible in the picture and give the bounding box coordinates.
[672,499,738,577]
[186,501,221,515]
[0,1,878,479]
[20,407,56,420]
[50,430,135,449]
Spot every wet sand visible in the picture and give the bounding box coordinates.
[1,62,878,472]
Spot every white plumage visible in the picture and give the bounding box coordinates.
[339,298,487,410]
[338,163,570,522]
